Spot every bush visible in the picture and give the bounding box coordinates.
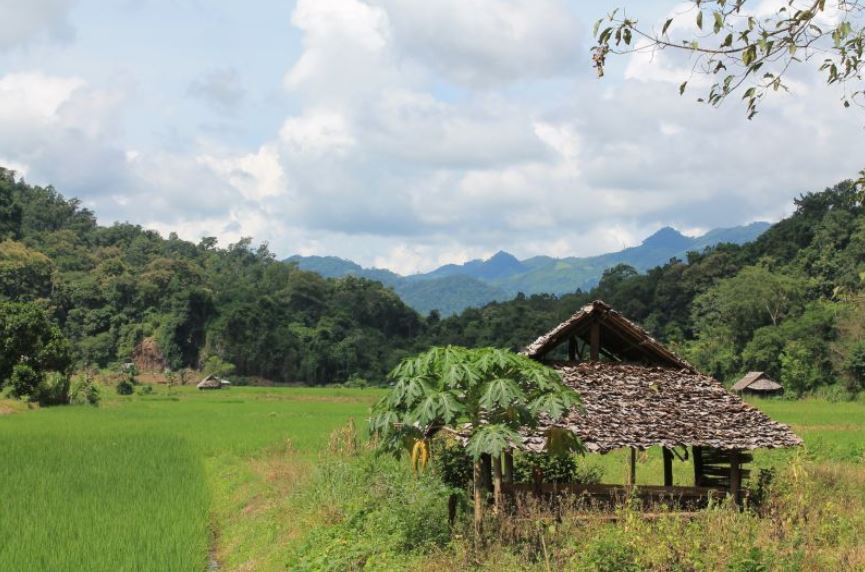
[116,379,134,395]
[69,375,100,406]
[34,372,71,405]
[9,364,41,399]
[290,450,453,571]
[514,453,603,485]
[432,437,473,490]
[137,384,154,396]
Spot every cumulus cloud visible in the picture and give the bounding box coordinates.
[373,0,583,86]
[0,0,75,50]
[1,0,862,275]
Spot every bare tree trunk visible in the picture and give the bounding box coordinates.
[492,454,503,514]
[473,459,483,535]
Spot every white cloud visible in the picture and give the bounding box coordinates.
[279,109,355,157]
[2,1,863,277]
[0,0,75,50]
[374,0,582,86]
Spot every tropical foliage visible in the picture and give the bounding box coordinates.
[369,346,580,458]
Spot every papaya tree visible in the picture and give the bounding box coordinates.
[369,345,580,527]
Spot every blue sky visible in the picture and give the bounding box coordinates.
[0,0,861,273]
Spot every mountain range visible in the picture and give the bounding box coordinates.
[287,222,771,316]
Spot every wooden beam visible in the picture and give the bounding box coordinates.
[663,448,674,487]
[627,447,636,486]
[590,321,600,361]
[692,446,704,487]
[729,450,742,505]
[568,336,577,361]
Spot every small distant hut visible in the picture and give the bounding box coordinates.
[732,371,784,397]
[196,374,232,390]
[466,300,801,510]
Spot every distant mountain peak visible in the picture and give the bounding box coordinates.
[641,226,691,249]
[488,250,519,263]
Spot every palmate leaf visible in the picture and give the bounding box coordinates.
[465,424,524,459]
[529,389,581,421]
[368,409,400,437]
[478,377,525,412]
[388,375,429,408]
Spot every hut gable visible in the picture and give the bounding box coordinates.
[732,371,783,394]
[522,300,695,371]
[525,362,801,452]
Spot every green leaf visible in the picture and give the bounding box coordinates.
[679,81,688,95]
[696,11,703,30]
[479,377,525,412]
[662,18,673,35]
[713,12,723,34]
[465,424,523,458]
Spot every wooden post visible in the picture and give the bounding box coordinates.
[568,336,577,361]
[663,447,674,487]
[473,459,483,533]
[693,446,704,487]
[590,321,600,362]
[492,454,503,514]
[729,450,742,505]
[626,447,636,486]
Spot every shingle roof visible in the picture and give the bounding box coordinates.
[521,362,801,453]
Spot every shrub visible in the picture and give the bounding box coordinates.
[9,364,41,399]
[34,372,71,405]
[290,453,453,571]
[116,379,134,395]
[69,375,100,406]
[514,453,603,485]
[137,384,154,396]
[432,437,473,490]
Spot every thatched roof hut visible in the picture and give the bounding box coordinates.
[518,301,799,453]
[196,374,231,390]
[732,371,784,396]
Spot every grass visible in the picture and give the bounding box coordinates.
[0,390,862,571]
[0,385,381,571]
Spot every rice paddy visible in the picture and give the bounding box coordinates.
[0,390,862,571]
[0,387,380,571]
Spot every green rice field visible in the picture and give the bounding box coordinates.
[0,387,380,571]
[0,389,862,571]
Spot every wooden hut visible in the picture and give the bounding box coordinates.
[196,374,231,390]
[732,371,784,396]
[491,300,800,506]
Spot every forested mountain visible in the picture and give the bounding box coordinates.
[0,168,422,386]
[423,181,865,396]
[288,223,769,315]
[3,166,864,396]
